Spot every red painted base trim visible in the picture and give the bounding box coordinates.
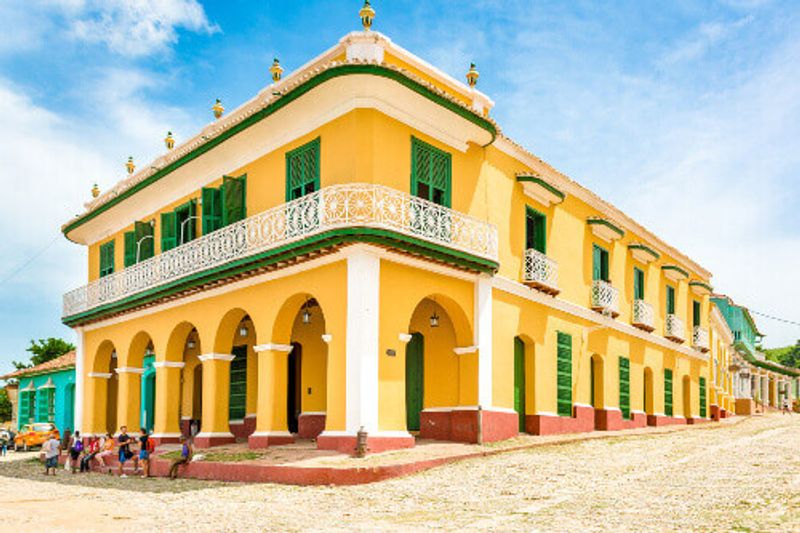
[297,414,326,440]
[526,405,595,436]
[710,404,721,421]
[229,417,256,439]
[720,409,728,419]
[194,434,236,448]
[316,434,415,455]
[686,417,710,425]
[248,434,295,448]
[150,435,181,446]
[646,414,687,427]
[735,398,755,415]
[419,409,518,443]
[594,409,647,431]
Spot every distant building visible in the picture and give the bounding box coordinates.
[0,352,76,432]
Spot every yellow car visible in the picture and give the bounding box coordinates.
[14,423,60,451]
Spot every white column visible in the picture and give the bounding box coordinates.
[475,275,493,408]
[345,249,380,433]
[73,327,85,434]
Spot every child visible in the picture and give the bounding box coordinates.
[169,436,193,479]
[68,431,84,474]
[42,434,60,476]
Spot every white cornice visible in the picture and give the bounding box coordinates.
[115,367,145,374]
[197,354,235,362]
[152,361,185,369]
[253,344,293,353]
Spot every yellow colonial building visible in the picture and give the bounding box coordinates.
[63,5,723,452]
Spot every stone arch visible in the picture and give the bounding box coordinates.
[213,308,258,438]
[125,330,154,369]
[90,340,118,435]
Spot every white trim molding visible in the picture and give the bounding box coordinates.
[87,372,112,379]
[299,411,327,416]
[398,333,413,344]
[321,334,333,344]
[115,367,145,374]
[250,431,294,438]
[195,431,235,439]
[150,432,182,439]
[253,343,294,353]
[453,346,478,355]
[318,430,413,439]
[152,361,186,369]
[198,353,236,362]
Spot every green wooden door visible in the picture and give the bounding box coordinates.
[142,371,156,432]
[699,377,707,418]
[619,357,631,420]
[229,345,248,421]
[664,369,673,417]
[634,268,645,300]
[405,333,424,431]
[557,332,573,417]
[514,337,526,432]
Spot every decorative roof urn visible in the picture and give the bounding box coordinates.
[126,156,135,175]
[164,131,175,150]
[212,98,224,119]
[91,183,100,198]
[270,58,284,83]
[466,63,480,88]
[360,0,375,31]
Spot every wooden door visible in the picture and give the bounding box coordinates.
[405,333,424,431]
[514,337,526,432]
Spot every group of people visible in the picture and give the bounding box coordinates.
[41,425,194,479]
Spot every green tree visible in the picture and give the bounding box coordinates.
[780,340,800,369]
[12,337,75,371]
[0,388,11,423]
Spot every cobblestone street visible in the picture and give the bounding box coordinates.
[1,414,798,532]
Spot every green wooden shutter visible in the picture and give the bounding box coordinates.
[525,208,546,253]
[619,357,631,420]
[222,175,247,225]
[411,137,451,207]
[134,221,154,261]
[47,388,55,423]
[35,389,47,423]
[160,212,177,252]
[405,333,424,431]
[285,138,320,201]
[592,245,602,281]
[99,241,115,277]
[514,337,526,431]
[557,332,573,417]
[123,231,136,267]
[634,268,644,300]
[19,390,29,426]
[202,186,223,234]
[699,377,707,418]
[693,301,701,327]
[175,200,197,245]
[228,345,248,420]
[664,369,673,417]
[667,286,675,315]
[601,249,609,281]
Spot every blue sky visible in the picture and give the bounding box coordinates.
[1,0,799,373]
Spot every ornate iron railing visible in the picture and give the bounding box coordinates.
[591,280,619,316]
[63,183,498,318]
[693,325,709,351]
[632,299,654,330]
[523,248,558,292]
[665,314,685,342]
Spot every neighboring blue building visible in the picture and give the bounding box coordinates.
[1,351,76,432]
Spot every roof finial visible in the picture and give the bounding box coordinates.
[360,0,375,31]
[270,58,284,83]
[164,131,175,150]
[466,63,479,88]
[91,183,100,198]
[126,156,135,175]
[212,98,224,119]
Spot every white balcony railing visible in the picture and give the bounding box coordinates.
[591,280,619,316]
[631,299,654,331]
[63,183,499,318]
[665,314,685,342]
[523,248,559,294]
[693,325,710,352]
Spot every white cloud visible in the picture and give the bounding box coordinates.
[661,16,754,65]
[68,0,219,57]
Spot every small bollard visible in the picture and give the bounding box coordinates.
[355,426,369,458]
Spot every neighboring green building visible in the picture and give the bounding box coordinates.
[0,351,76,432]
[711,295,764,352]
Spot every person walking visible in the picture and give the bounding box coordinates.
[68,431,84,474]
[169,436,193,480]
[0,432,8,457]
[783,397,792,415]
[42,434,60,476]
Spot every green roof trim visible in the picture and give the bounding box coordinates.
[628,243,660,261]
[689,280,714,293]
[586,217,625,237]
[63,64,499,239]
[62,227,499,327]
[735,341,799,377]
[515,175,565,201]
[662,265,689,279]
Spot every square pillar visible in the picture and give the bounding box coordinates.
[73,327,85,434]
[195,354,236,447]
[249,344,294,448]
[475,275,493,408]
[115,367,144,432]
[85,372,111,435]
[152,362,183,443]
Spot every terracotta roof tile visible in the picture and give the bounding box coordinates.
[0,351,76,380]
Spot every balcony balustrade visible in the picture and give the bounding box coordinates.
[693,325,710,352]
[665,313,685,343]
[591,279,619,317]
[631,299,654,332]
[523,248,559,296]
[63,183,498,318]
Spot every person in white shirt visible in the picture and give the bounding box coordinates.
[42,435,61,476]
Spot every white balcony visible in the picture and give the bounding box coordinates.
[523,248,559,295]
[665,314,685,343]
[591,280,619,317]
[693,326,710,352]
[63,183,499,319]
[631,299,654,332]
